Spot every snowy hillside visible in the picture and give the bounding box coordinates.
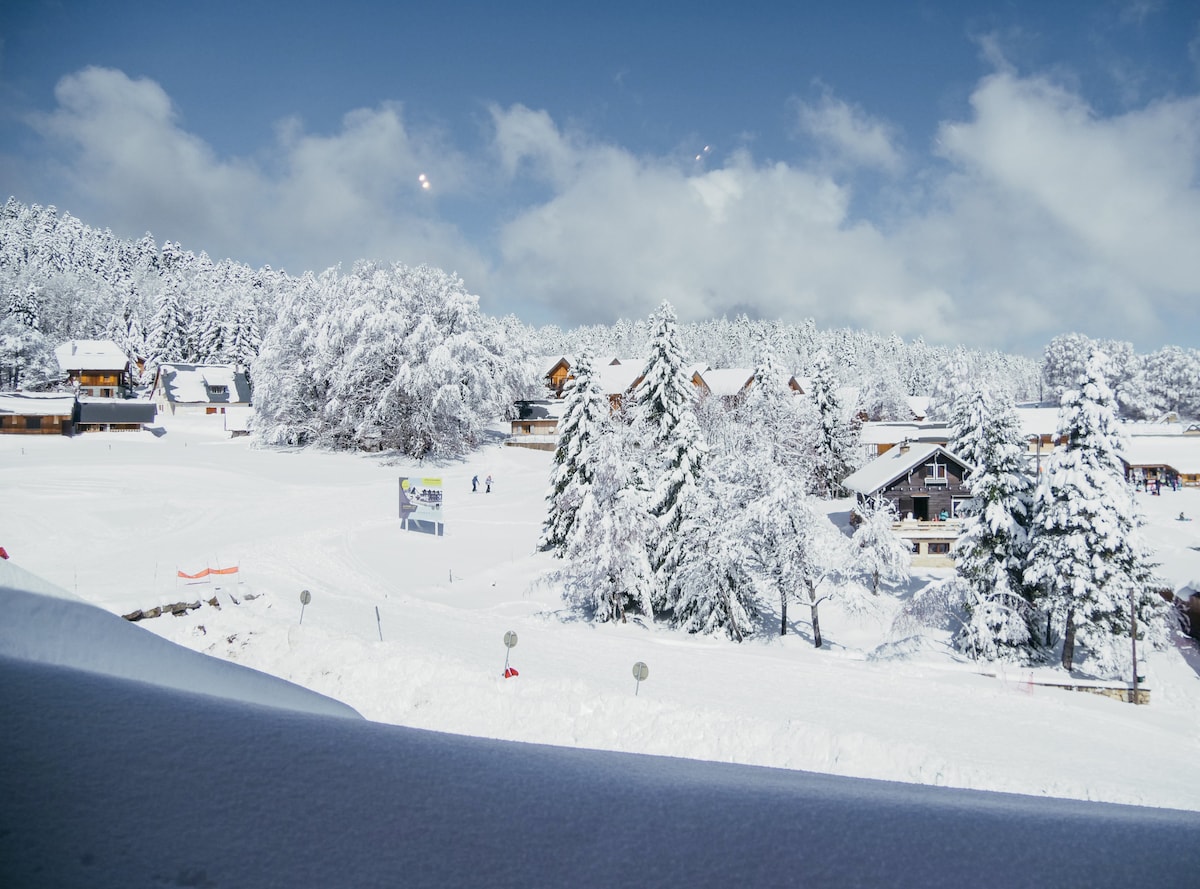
[2,413,1199,814]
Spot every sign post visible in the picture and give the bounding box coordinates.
[503,630,518,678]
[632,661,649,696]
[299,589,311,625]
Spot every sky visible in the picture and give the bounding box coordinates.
[1,1,1199,354]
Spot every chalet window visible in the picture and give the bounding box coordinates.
[25,416,42,430]
[925,461,948,485]
[928,542,950,555]
[911,541,920,554]
[208,384,228,394]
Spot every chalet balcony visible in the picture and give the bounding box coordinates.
[892,518,964,534]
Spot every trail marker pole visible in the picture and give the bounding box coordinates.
[299,589,311,625]
[376,605,383,641]
[632,661,649,696]
[502,630,518,677]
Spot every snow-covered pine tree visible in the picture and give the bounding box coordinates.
[669,462,757,642]
[1024,351,1166,675]
[637,301,695,448]
[635,301,707,612]
[737,339,815,478]
[950,390,1037,662]
[848,497,912,596]
[650,406,708,615]
[541,348,611,556]
[147,280,190,364]
[808,351,859,498]
[555,425,656,622]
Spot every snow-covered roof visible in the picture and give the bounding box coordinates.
[535,355,571,375]
[54,339,128,372]
[1122,435,1200,474]
[695,368,755,398]
[859,422,921,446]
[858,421,951,447]
[843,442,972,497]
[1123,421,1183,437]
[156,364,251,405]
[594,364,643,397]
[907,396,931,420]
[1014,407,1062,438]
[0,392,76,416]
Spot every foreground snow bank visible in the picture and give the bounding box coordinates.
[0,559,359,719]
[2,652,1198,889]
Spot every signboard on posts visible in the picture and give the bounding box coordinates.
[398,477,444,536]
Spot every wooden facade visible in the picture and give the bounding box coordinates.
[0,412,72,434]
[843,443,974,568]
[884,450,972,522]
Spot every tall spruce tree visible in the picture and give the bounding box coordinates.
[808,351,859,498]
[541,349,610,556]
[1024,351,1164,674]
[951,389,1037,662]
[636,302,706,613]
[555,425,656,622]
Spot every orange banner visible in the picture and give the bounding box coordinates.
[176,566,240,580]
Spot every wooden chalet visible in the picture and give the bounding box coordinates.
[0,393,76,435]
[843,442,974,567]
[507,399,567,451]
[54,340,130,397]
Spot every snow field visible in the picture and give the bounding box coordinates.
[2,413,1199,812]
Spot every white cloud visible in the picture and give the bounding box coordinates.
[791,92,905,174]
[12,65,1200,352]
[28,67,487,281]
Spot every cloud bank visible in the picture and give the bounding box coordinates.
[12,64,1200,352]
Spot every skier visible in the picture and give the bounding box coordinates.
[486,474,493,493]
[472,475,478,492]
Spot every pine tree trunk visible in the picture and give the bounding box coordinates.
[1061,607,1076,671]
[811,601,823,648]
[780,595,787,636]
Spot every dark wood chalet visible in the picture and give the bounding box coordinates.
[842,442,974,566]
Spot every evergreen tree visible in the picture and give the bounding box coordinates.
[555,426,656,622]
[951,391,1037,662]
[1024,351,1166,675]
[808,351,859,498]
[649,406,708,614]
[541,349,610,556]
[637,301,695,448]
[669,466,757,641]
[148,280,189,364]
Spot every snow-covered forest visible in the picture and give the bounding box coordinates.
[0,198,1194,671]
[541,304,1175,680]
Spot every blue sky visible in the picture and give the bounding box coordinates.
[2,1,1199,354]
